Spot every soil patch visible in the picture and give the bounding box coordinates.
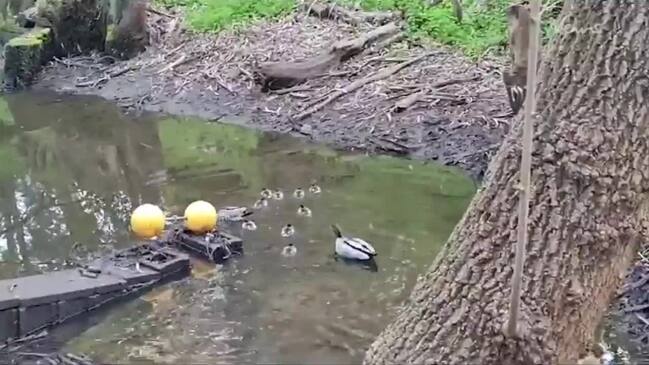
[33,5,512,180]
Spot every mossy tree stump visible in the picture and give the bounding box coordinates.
[4,26,54,88]
[36,0,108,56]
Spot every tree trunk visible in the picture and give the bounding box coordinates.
[364,2,649,364]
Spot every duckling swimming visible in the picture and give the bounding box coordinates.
[297,204,312,217]
[293,188,305,199]
[260,188,273,199]
[281,243,297,257]
[309,183,321,194]
[253,197,268,209]
[242,219,257,231]
[281,224,295,237]
[217,206,253,222]
[272,190,284,200]
[331,224,376,261]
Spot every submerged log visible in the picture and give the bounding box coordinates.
[255,22,400,91]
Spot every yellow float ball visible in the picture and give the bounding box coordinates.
[184,200,217,234]
[130,204,166,239]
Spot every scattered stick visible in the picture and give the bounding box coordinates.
[53,57,104,70]
[157,54,190,74]
[294,52,436,120]
[618,274,649,296]
[305,2,400,25]
[146,6,175,18]
[621,303,649,314]
[373,32,406,52]
[392,75,480,112]
[75,65,136,87]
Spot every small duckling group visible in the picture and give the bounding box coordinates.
[229,182,377,263]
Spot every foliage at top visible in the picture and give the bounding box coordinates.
[155,0,561,58]
[154,0,295,32]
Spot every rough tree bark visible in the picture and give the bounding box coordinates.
[364,2,649,364]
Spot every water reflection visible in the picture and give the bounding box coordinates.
[0,90,475,364]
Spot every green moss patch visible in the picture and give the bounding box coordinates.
[4,27,54,88]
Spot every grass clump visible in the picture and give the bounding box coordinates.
[344,0,511,58]
[154,0,295,32]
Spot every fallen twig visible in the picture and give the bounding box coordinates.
[53,57,105,70]
[157,54,191,74]
[75,66,136,87]
[146,6,175,18]
[305,2,400,25]
[621,303,649,314]
[294,52,437,120]
[392,74,479,112]
[394,91,424,112]
[618,274,649,296]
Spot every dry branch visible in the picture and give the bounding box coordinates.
[394,91,424,112]
[293,51,436,120]
[305,2,400,25]
[392,75,482,112]
[255,22,400,91]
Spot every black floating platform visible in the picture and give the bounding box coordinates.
[168,228,243,264]
[0,243,190,343]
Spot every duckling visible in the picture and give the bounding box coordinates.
[281,224,295,237]
[242,219,257,231]
[309,183,321,194]
[281,243,297,257]
[217,206,253,222]
[253,197,268,209]
[297,204,312,217]
[260,188,272,199]
[331,224,376,261]
[272,189,284,200]
[293,188,305,199]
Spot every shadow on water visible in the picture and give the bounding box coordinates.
[0,90,478,364]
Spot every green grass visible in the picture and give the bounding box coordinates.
[342,0,511,57]
[155,0,559,58]
[154,0,295,32]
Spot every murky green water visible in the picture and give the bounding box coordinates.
[0,91,476,363]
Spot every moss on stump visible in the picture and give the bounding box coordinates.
[4,27,54,88]
[36,0,107,56]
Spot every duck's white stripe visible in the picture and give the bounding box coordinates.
[343,238,375,256]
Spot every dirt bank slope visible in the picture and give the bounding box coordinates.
[34,6,511,180]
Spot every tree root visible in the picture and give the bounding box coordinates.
[255,22,400,91]
[304,2,401,25]
[293,51,436,120]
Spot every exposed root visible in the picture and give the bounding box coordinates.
[255,22,400,91]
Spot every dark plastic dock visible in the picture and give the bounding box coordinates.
[0,244,190,343]
[169,228,243,263]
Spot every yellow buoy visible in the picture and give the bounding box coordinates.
[184,200,217,234]
[130,204,166,239]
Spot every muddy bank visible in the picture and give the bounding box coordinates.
[32,6,511,180]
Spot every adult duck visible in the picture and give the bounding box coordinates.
[331,224,376,261]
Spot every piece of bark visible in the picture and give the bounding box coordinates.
[255,22,400,91]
